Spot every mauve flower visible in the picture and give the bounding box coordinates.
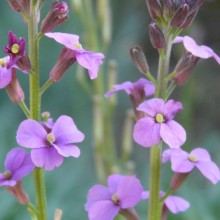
[163,148,220,184]
[0,56,13,89]
[45,32,105,80]
[142,191,190,214]
[16,115,85,171]
[173,36,220,64]
[0,148,34,187]
[85,174,143,220]
[133,98,186,148]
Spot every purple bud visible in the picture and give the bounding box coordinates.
[130,45,149,73]
[187,0,204,12]
[180,9,198,29]
[171,3,189,27]
[17,0,30,14]
[50,48,76,82]
[146,0,163,20]
[149,22,166,49]
[7,0,22,12]
[163,0,175,17]
[41,1,69,33]
[173,51,199,85]
[6,69,25,103]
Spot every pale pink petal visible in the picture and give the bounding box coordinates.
[0,66,12,89]
[107,174,123,194]
[76,51,104,80]
[165,195,190,214]
[141,191,150,200]
[31,147,63,171]
[162,149,172,163]
[52,115,84,144]
[196,161,220,184]
[104,82,133,97]
[133,117,161,148]
[160,120,186,148]
[88,201,119,220]
[173,36,184,44]
[53,144,80,158]
[85,185,111,211]
[16,119,48,149]
[164,100,183,120]
[45,32,79,50]
[190,148,211,161]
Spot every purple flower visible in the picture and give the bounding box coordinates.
[173,36,220,64]
[0,148,34,187]
[133,98,186,148]
[16,115,85,171]
[85,174,143,220]
[163,148,220,184]
[142,191,190,214]
[45,32,105,79]
[0,56,13,89]
[105,78,155,98]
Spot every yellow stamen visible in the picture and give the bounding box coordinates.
[155,113,164,123]
[47,133,56,143]
[0,58,6,68]
[3,171,12,179]
[11,43,20,54]
[111,193,120,205]
[188,154,198,162]
[73,42,82,49]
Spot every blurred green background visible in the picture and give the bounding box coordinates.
[0,0,220,219]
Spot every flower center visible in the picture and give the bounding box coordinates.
[73,42,82,49]
[155,113,164,123]
[111,193,120,205]
[11,43,20,54]
[188,154,198,162]
[3,170,12,179]
[47,132,56,143]
[0,58,6,67]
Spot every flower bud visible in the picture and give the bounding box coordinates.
[5,181,29,205]
[41,1,69,33]
[170,172,189,191]
[6,69,25,103]
[171,3,189,27]
[149,23,166,49]
[7,0,22,12]
[130,45,149,73]
[163,0,175,17]
[50,48,76,82]
[188,0,204,12]
[146,0,163,20]
[180,9,198,29]
[18,0,30,15]
[54,209,63,220]
[173,51,199,85]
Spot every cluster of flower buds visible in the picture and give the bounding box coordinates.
[146,0,204,29]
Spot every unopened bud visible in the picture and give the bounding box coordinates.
[41,1,69,33]
[173,51,199,85]
[50,48,76,82]
[16,54,31,72]
[181,9,198,29]
[149,23,166,49]
[54,209,63,220]
[188,0,204,13]
[146,0,163,20]
[130,45,149,74]
[6,69,25,103]
[18,0,30,15]
[170,172,189,191]
[42,111,51,121]
[171,3,189,27]
[7,0,23,12]
[163,0,175,17]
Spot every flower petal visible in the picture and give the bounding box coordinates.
[52,115,85,145]
[45,32,79,50]
[190,148,211,161]
[53,144,80,158]
[162,149,172,163]
[85,185,111,211]
[165,195,190,214]
[0,66,12,89]
[196,161,220,184]
[88,200,119,220]
[137,98,165,116]
[104,82,133,97]
[133,117,161,148]
[116,176,143,209]
[107,174,123,194]
[16,119,48,148]
[164,100,183,120]
[31,147,63,171]
[76,51,104,80]
[160,120,186,148]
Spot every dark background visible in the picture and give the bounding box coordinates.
[0,0,220,219]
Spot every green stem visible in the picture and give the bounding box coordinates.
[19,100,30,118]
[28,1,47,220]
[40,78,53,96]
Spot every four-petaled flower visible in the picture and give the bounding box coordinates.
[85,174,143,220]
[133,98,186,148]
[173,36,220,64]
[142,191,190,214]
[162,148,220,184]
[16,115,85,170]
[0,148,34,187]
[45,32,105,80]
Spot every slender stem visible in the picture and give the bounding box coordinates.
[40,78,53,96]
[19,100,30,118]
[28,1,47,220]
